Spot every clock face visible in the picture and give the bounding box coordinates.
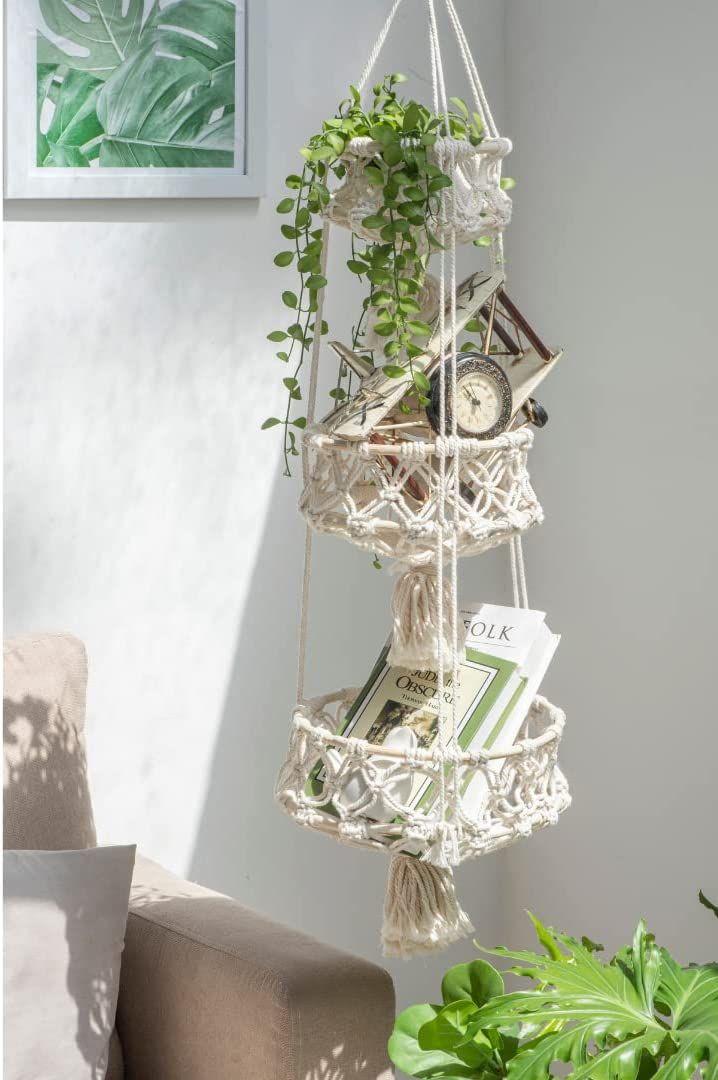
[456,370,505,435]
[427,354,513,439]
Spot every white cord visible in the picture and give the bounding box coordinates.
[358,0,406,97]
[443,0,499,139]
[296,222,330,704]
[510,535,529,610]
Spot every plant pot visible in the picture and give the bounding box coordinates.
[324,135,513,247]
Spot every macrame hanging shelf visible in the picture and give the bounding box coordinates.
[275,0,571,958]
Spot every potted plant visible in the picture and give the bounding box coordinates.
[389,895,718,1080]
[264,74,513,475]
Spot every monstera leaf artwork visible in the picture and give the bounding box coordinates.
[35,0,237,168]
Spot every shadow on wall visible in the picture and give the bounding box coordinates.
[3,694,97,851]
[187,459,508,986]
[187,459,398,950]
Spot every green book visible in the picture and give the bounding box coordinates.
[308,603,557,822]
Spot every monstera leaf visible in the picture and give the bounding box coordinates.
[39,69,103,166]
[473,919,718,1080]
[97,47,234,167]
[37,64,58,164]
[146,0,236,69]
[35,0,237,169]
[37,0,153,79]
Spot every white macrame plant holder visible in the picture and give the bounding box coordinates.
[276,0,570,958]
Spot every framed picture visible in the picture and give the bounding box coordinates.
[5,0,266,198]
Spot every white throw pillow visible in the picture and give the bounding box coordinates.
[4,845,136,1080]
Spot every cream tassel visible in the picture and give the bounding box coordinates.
[381,854,474,958]
[388,565,466,668]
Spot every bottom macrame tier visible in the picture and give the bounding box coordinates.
[275,688,571,869]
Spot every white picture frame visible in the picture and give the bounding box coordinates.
[5,0,266,199]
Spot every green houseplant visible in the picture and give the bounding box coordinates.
[264,73,508,475]
[389,897,718,1080]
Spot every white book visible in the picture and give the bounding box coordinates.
[460,621,560,818]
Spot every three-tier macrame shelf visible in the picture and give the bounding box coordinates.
[275,0,571,957]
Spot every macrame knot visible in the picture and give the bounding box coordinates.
[339,820,369,842]
[381,854,474,958]
[407,521,434,541]
[387,564,467,669]
[346,514,372,537]
[399,440,429,461]
[434,435,460,460]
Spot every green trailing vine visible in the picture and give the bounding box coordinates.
[264,73,501,477]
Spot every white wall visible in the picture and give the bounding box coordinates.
[501,0,718,964]
[7,0,717,1028]
[4,0,507,1013]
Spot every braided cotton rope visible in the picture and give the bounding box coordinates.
[444,0,499,139]
[296,222,330,705]
[357,0,405,96]
[284,1,568,877]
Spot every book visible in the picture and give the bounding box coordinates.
[309,603,559,828]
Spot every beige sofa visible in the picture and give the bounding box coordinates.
[3,634,395,1079]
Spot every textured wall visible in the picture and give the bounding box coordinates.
[9,0,714,1027]
[4,0,506,1015]
[501,0,718,963]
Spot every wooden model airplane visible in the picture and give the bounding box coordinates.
[322,271,562,441]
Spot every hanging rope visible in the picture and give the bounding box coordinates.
[357,0,406,97]
[280,0,567,959]
[296,222,330,705]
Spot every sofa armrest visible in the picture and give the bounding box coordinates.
[116,855,395,1080]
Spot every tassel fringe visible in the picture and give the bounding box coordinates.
[388,565,466,669]
[381,854,474,958]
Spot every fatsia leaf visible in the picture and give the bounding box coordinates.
[388,1004,477,1078]
[145,0,236,69]
[476,920,718,1080]
[630,921,662,1015]
[442,959,504,1008]
[97,48,234,167]
[37,0,152,79]
[419,1000,478,1049]
[41,70,104,166]
[699,892,718,920]
[655,952,718,1035]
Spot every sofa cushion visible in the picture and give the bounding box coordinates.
[4,634,96,850]
[4,845,136,1080]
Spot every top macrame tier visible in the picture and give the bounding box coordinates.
[325,134,512,248]
[300,21,525,563]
